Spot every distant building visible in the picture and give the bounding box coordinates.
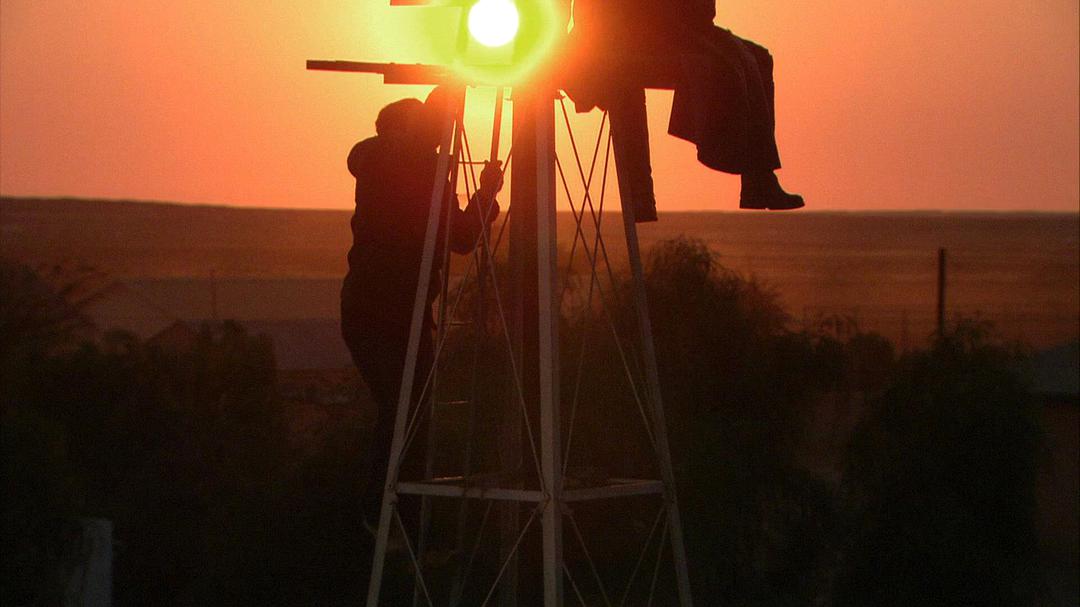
[81,280,178,341]
[82,277,359,407]
[240,319,352,371]
[125,277,341,322]
[146,320,200,352]
[1030,341,1079,405]
[238,319,356,407]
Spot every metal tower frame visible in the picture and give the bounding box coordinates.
[307,59,693,607]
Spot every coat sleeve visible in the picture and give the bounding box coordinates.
[447,192,500,255]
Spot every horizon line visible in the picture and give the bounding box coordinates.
[2,194,1078,216]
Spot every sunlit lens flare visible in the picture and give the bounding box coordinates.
[467,0,519,48]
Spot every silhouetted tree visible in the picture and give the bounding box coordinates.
[5,246,1043,606]
[2,261,317,605]
[1,259,101,604]
[837,320,1040,606]
[634,238,844,603]
[545,238,850,603]
[0,260,101,359]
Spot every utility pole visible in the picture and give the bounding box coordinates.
[937,247,947,338]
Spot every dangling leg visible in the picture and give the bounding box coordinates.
[727,33,804,210]
[609,87,659,223]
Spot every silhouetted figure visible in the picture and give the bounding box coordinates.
[341,89,503,531]
[566,0,804,211]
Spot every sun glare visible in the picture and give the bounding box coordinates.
[467,0,519,48]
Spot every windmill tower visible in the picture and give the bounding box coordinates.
[310,2,693,604]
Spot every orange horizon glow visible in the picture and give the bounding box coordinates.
[1,1,1078,212]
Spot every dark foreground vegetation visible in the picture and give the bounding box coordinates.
[2,239,1044,605]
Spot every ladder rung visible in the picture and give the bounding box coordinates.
[563,479,665,502]
[397,480,543,502]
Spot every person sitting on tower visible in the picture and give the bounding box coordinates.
[340,87,504,531]
[565,0,804,213]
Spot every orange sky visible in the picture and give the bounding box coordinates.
[1,1,1078,212]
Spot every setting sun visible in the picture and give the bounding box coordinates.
[467,0,519,48]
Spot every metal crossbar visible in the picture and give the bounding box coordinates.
[560,112,611,476]
[567,510,613,607]
[564,561,589,606]
[451,499,495,605]
[393,506,435,607]
[557,98,650,403]
[552,105,665,486]
[479,505,541,606]
[620,505,667,607]
[647,522,670,607]
[554,154,659,456]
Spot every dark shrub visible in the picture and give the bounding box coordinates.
[837,320,1040,606]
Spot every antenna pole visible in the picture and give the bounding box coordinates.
[937,247,947,338]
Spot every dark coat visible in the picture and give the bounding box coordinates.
[341,136,496,339]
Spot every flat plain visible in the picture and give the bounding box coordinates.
[2,197,1076,348]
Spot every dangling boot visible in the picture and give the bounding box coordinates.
[739,172,804,210]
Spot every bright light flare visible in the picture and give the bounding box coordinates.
[467,0,519,48]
